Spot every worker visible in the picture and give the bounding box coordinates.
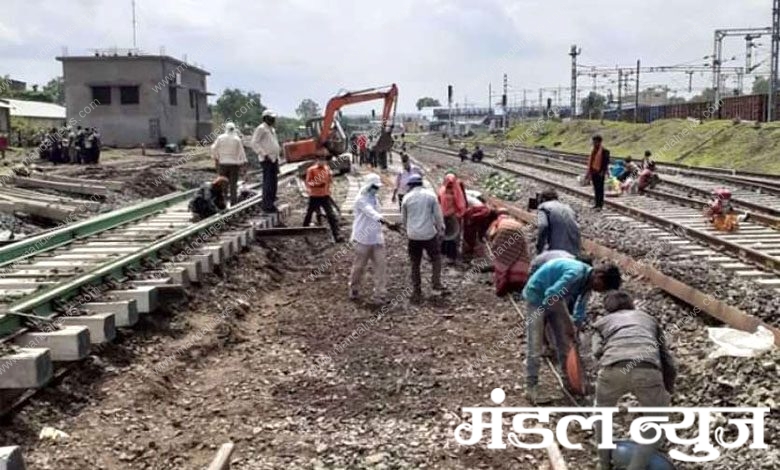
[303,156,343,242]
[251,110,282,213]
[75,126,85,164]
[461,198,499,260]
[48,128,63,164]
[357,134,368,166]
[637,161,659,193]
[471,144,484,162]
[392,153,423,211]
[401,174,446,302]
[592,290,676,470]
[487,210,530,296]
[211,122,248,206]
[609,158,625,179]
[642,150,653,169]
[587,135,611,210]
[459,144,469,162]
[617,156,638,182]
[536,188,581,256]
[189,176,228,221]
[529,249,575,276]
[349,173,398,303]
[66,126,76,163]
[521,258,621,403]
[91,128,102,164]
[438,173,468,265]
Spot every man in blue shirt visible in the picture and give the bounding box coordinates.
[521,258,621,403]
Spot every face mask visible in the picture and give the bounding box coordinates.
[368,186,379,195]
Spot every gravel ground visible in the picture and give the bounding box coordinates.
[0,165,775,469]
[414,147,780,469]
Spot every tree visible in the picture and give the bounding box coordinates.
[295,98,321,120]
[43,77,64,104]
[580,92,607,118]
[416,97,441,110]
[213,89,265,127]
[690,88,716,103]
[752,76,769,95]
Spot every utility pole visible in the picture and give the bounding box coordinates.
[634,59,640,123]
[447,84,453,139]
[617,69,623,120]
[770,0,780,121]
[686,71,694,93]
[488,83,492,113]
[502,73,508,131]
[569,45,581,117]
[523,89,527,118]
[132,0,138,48]
[538,89,543,115]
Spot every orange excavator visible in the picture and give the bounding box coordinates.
[283,84,399,173]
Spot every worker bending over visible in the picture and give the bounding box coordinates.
[303,157,343,242]
[211,122,247,206]
[487,210,531,297]
[349,173,398,304]
[521,258,621,403]
[536,189,580,256]
[401,174,446,302]
[189,176,228,221]
[592,290,676,470]
[251,110,281,212]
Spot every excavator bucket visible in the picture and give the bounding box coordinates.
[373,130,394,153]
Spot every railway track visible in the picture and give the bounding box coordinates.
[438,139,780,218]
[0,163,306,412]
[415,143,780,330]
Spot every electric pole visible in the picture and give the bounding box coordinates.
[488,83,492,114]
[617,69,623,120]
[570,45,581,117]
[132,0,138,49]
[770,0,780,121]
[502,73,508,131]
[634,60,640,123]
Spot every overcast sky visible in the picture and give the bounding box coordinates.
[0,0,775,115]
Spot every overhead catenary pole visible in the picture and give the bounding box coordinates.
[617,69,623,120]
[132,0,138,48]
[770,0,780,121]
[569,45,581,118]
[502,73,508,131]
[634,59,640,123]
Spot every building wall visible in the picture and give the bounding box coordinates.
[0,108,9,133]
[61,56,210,147]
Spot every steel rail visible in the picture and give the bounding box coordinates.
[417,144,780,273]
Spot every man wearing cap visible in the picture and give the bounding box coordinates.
[392,153,423,211]
[251,110,282,212]
[211,122,247,206]
[349,173,398,304]
[401,174,446,302]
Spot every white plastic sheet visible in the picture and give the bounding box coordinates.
[707,326,775,358]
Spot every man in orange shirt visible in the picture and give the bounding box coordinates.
[587,135,611,210]
[303,157,343,242]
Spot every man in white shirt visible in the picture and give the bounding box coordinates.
[401,174,446,302]
[211,122,247,206]
[251,110,282,212]
[349,173,398,304]
[391,153,423,211]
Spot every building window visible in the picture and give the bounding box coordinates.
[120,86,140,104]
[189,89,196,108]
[91,86,111,105]
[169,86,178,106]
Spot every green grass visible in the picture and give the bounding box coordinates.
[496,119,780,174]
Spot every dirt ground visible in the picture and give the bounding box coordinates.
[0,162,774,469]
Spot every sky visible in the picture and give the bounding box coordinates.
[0,0,775,116]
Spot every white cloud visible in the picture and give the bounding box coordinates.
[0,0,775,114]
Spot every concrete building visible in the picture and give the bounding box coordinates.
[0,101,9,134]
[57,51,212,147]
[2,98,66,130]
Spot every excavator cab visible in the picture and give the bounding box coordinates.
[306,117,348,156]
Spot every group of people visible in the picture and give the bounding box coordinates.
[588,136,661,207]
[458,143,484,162]
[192,110,282,220]
[39,126,101,165]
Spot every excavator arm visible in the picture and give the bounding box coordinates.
[319,84,398,149]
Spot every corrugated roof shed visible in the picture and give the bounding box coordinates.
[1,99,66,119]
